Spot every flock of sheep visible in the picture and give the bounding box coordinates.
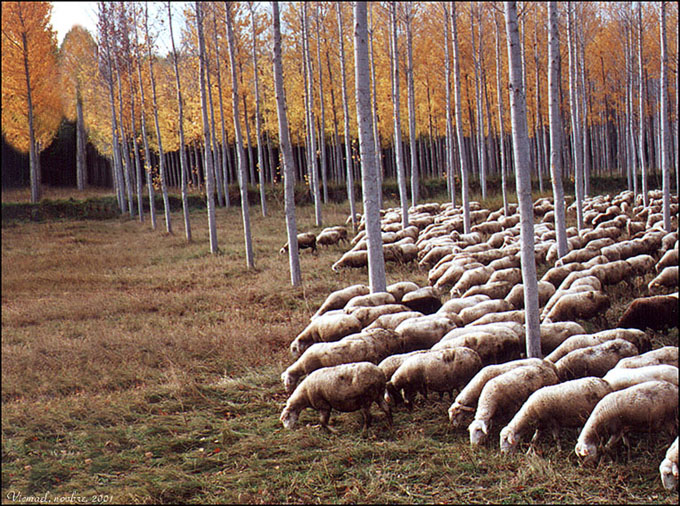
[278,189,679,491]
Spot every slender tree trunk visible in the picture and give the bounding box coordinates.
[443,4,456,206]
[325,44,343,192]
[126,55,144,222]
[314,4,328,204]
[114,60,134,217]
[196,1,217,252]
[336,3,357,230]
[19,29,40,203]
[369,3,383,208]
[302,3,322,227]
[132,6,156,230]
[250,3,267,216]
[637,3,648,207]
[505,0,541,359]
[566,3,584,232]
[548,2,568,259]
[354,1,386,293]
[452,3,471,233]
[205,32,224,208]
[577,9,590,197]
[494,12,509,215]
[168,2,192,241]
[75,89,86,191]
[659,2,671,232]
[405,2,419,206]
[226,1,255,267]
[533,19,544,194]
[389,1,409,228]
[471,3,486,200]
[211,9,230,208]
[272,2,301,286]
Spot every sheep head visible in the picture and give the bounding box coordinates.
[499,426,517,454]
[281,371,297,394]
[448,402,474,428]
[280,406,299,430]
[660,458,678,491]
[575,440,598,465]
[469,419,489,446]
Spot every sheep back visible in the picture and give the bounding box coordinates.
[554,339,639,381]
[615,346,678,369]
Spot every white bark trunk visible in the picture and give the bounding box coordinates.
[315,4,328,204]
[272,2,301,286]
[494,12,509,216]
[637,2,648,207]
[406,2,418,206]
[660,2,671,232]
[250,3,267,216]
[444,3,456,207]
[226,1,255,267]
[566,4,584,232]
[505,0,541,359]
[548,2,568,260]
[354,1,387,293]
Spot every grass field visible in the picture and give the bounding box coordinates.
[2,186,678,504]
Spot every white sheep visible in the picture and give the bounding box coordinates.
[462,281,514,300]
[395,315,457,352]
[537,322,587,356]
[347,304,411,328]
[435,329,521,365]
[365,311,424,331]
[602,364,678,391]
[656,248,678,273]
[385,347,482,409]
[437,295,490,317]
[311,284,369,320]
[377,350,428,381]
[401,287,442,314]
[469,310,526,326]
[660,437,679,491]
[331,250,368,271]
[451,265,495,297]
[459,299,512,325]
[648,266,679,294]
[448,358,546,428]
[575,381,678,465]
[280,362,392,432]
[553,339,639,381]
[290,311,363,359]
[281,328,402,393]
[546,328,649,363]
[386,281,420,303]
[468,363,559,446]
[344,292,397,311]
[541,290,610,323]
[614,346,678,369]
[499,377,613,453]
[505,281,556,310]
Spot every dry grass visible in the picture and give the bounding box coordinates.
[2,189,678,504]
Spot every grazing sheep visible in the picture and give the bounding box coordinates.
[589,260,633,286]
[602,364,679,391]
[448,358,546,428]
[436,321,524,344]
[538,322,587,356]
[470,310,526,326]
[290,311,363,358]
[280,232,317,254]
[435,260,485,291]
[280,362,392,432]
[395,315,458,352]
[401,287,442,314]
[614,346,678,369]
[459,299,512,325]
[462,281,514,300]
[546,329,649,363]
[332,250,368,271]
[660,437,679,491]
[648,266,679,294]
[365,311,423,331]
[553,339,639,381]
[451,266,495,297]
[344,292,397,311]
[488,268,522,286]
[541,290,610,323]
[499,377,613,453]
[469,363,560,445]
[385,347,482,409]
[488,254,521,271]
[575,381,678,465]
[541,263,587,288]
[505,281,556,309]
[281,329,402,393]
[617,293,679,331]
[624,254,656,277]
[311,284,369,320]
[419,246,454,268]
[657,248,679,273]
[377,350,428,381]
[348,304,412,327]
[555,248,601,267]
[386,281,420,303]
[437,295,490,317]
[435,329,521,365]
[316,229,342,248]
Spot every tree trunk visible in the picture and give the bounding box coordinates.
[659,2,671,232]
[354,1,387,293]
[405,2,419,206]
[272,2,301,286]
[505,0,541,359]
[114,60,134,217]
[212,5,231,208]
[336,3,357,230]
[451,3,471,232]
[314,4,328,204]
[471,3,486,200]
[548,1,568,259]
[75,90,86,191]
[637,2,648,207]
[250,3,268,216]
[494,12,509,215]
[533,18,544,194]
[369,3,383,208]
[196,1,217,252]
[226,1,255,267]
[168,1,192,241]
[389,2,409,228]
[566,3,584,232]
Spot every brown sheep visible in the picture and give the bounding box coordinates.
[280,362,392,432]
[280,232,317,254]
[401,287,442,314]
[648,266,679,294]
[617,293,679,331]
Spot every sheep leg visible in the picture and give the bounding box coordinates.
[377,397,393,428]
[361,407,372,434]
[319,409,337,433]
[604,432,622,451]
